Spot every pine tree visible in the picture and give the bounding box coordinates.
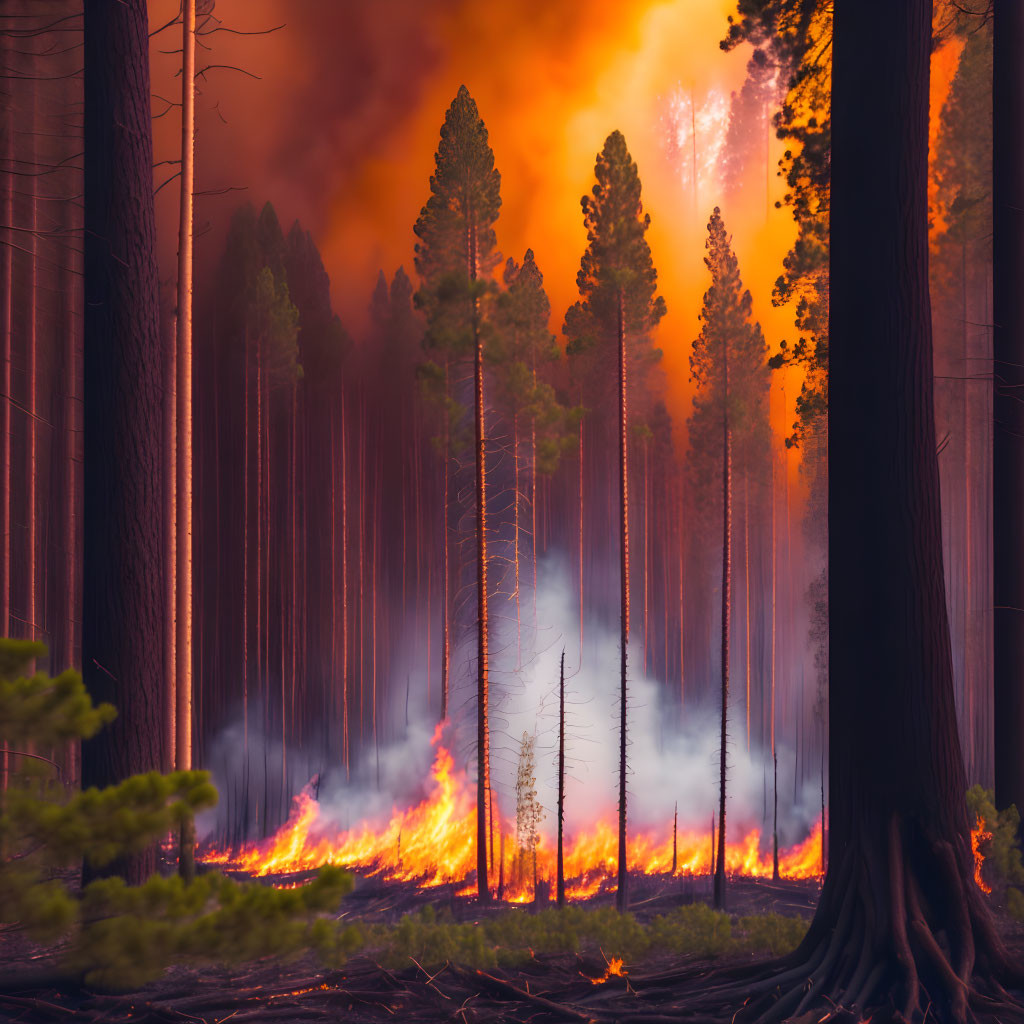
[493,250,574,662]
[414,85,501,904]
[688,207,769,910]
[564,131,665,912]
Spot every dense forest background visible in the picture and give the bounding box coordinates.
[0,0,994,845]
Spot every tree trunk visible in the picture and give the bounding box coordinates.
[341,389,349,778]
[557,647,566,908]
[714,344,731,911]
[738,3,1022,1018]
[771,440,779,880]
[81,0,165,884]
[176,0,197,883]
[616,290,630,913]
[164,318,177,775]
[993,0,1024,837]
[470,219,491,905]
[1,37,12,649]
[440,364,450,721]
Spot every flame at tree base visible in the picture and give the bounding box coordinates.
[202,726,825,898]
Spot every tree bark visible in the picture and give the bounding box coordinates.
[470,218,491,905]
[732,2,1022,1018]
[81,0,165,884]
[714,339,731,911]
[993,0,1024,836]
[176,0,197,882]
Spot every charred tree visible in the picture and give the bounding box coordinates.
[81,0,165,883]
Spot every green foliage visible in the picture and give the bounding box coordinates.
[492,250,579,475]
[0,639,354,989]
[414,85,502,362]
[413,85,504,457]
[687,207,770,529]
[966,785,1024,919]
[564,130,665,427]
[359,903,807,970]
[71,868,354,989]
[724,0,830,449]
[735,911,808,955]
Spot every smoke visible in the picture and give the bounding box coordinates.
[200,552,819,854]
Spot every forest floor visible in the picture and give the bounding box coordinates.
[1,875,1021,1023]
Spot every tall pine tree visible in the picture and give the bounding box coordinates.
[564,131,665,912]
[414,85,501,904]
[689,207,769,910]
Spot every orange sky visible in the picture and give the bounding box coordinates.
[149,0,963,461]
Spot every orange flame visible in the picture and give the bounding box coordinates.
[590,956,627,984]
[971,816,992,894]
[202,730,824,898]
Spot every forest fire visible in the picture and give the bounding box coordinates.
[203,727,823,896]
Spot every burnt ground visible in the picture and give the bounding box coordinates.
[0,874,1020,1023]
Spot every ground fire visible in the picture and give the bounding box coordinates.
[202,726,824,897]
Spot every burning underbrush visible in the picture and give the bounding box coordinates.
[201,725,824,902]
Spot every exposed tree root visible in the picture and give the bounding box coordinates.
[667,813,1024,1024]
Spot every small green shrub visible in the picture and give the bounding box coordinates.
[0,639,353,989]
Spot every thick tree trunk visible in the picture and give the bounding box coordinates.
[81,0,165,884]
[993,0,1024,836]
[728,3,1022,1019]
[0,48,12,648]
[616,291,630,913]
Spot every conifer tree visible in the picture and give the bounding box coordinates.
[493,250,574,659]
[414,85,501,903]
[564,131,665,912]
[689,207,769,910]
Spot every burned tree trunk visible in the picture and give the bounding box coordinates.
[81,0,165,883]
[993,0,1024,839]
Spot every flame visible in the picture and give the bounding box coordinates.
[971,815,992,894]
[203,730,824,898]
[590,957,628,985]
